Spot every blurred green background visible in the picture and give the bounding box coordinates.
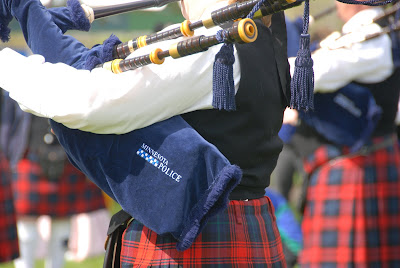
[0,0,340,267]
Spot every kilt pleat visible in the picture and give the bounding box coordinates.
[0,153,19,262]
[300,136,400,268]
[120,196,287,267]
[12,157,106,217]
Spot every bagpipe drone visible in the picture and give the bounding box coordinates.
[313,0,400,51]
[102,0,302,60]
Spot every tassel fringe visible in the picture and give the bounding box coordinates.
[0,19,11,42]
[290,33,314,111]
[212,42,236,111]
[290,0,314,111]
[0,0,13,42]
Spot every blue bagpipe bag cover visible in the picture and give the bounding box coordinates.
[50,117,242,251]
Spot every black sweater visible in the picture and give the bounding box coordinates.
[182,13,290,200]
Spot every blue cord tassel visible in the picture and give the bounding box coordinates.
[291,33,314,111]
[290,0,314,111]
[211,0,268,111]
[212,40,236,111]
[0,18,11,42]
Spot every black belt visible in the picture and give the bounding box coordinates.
[327,136,395,164]
[103,210,132,268]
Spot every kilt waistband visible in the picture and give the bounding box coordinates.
[328,135,395,163]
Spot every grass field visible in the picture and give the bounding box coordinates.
[0,256,104,268]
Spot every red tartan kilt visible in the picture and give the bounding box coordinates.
[0,153,20,262]
[300,138,400,267]
[12,157,106,217]
[120,196,287,267]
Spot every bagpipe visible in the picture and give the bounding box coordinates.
[97,18,258,73]
[91,0,301,60]
[80,0,306,110]
[371,0,400,23]
[92,0,180,19]
[332,21,400,49]
[0,0,305,251]
[79,0,304,75]
[315,0,400,50]
[0,0,397,251]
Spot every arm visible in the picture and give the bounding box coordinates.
[289,22,393,93]
[47,0,92,34]
[4,0,117,68]
[312,28,393,92]
[0,33,241,134]
[1,0,240,134]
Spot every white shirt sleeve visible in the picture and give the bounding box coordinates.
[311,27,393,92]
[0,27,241,134]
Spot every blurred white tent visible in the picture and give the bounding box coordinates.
[36,208,110,262]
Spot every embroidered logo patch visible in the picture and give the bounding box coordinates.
[137,149,159,167]
[136,143,182,183]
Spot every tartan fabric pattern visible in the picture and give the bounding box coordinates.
[12,157,106,217]
[0,153,19,262]
[300,135,400,268]
[120,196,287,267]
